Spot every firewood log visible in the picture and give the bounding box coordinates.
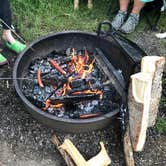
[128,72,153,152]
[59,139,111,166]
[128,56,165,152]
[123,126,135,166]
[141,56,165,127]
[50,93,100,104]
[51,135,75,166]
[60,139,87,166]
[87,142,111,166]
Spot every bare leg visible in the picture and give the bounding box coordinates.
[88,0,93,9]
[119,0,130,12]
[120,0,146,33]
[0,0,16,44]
[111,0,130,30]
[74,0,79,10]
[132,0,145,15]
[2,29,15,44]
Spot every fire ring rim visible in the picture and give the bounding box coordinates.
[13,31,120,125]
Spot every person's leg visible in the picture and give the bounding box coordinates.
[0,0,26,53]
[120,0,146,33]
[0,0,15,44]
[111,0,130,30]
[119,0,130,12]
[132,0,145,14]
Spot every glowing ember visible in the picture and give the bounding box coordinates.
[22,48,121,119]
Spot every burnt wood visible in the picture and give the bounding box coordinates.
[50,93,100,104]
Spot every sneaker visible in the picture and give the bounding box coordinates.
[120,13,140,33]
[111,10,128,30]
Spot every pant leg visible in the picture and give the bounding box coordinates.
[0,0,12,29]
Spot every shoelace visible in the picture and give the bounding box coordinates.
[115,12,126,23]
[125,15,139,28]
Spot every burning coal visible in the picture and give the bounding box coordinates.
[22,48,121,119]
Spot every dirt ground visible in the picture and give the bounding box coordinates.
[0,31,165,166]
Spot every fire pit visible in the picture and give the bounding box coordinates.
[13,21,146,132]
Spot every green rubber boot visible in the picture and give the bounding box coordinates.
[0,53,8,66]
[5,40,26,54]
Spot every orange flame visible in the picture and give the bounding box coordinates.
[57,48,102,98]
[42,99,51,111]
[50,103,63,108]
[72,89,103,95]
[61,76,73,96]
[70,48,95,79]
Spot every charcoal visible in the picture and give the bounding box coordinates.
[27,96,45,108]
[42,78,58,86]
[44,86,53,93]
[57,110,65,118]
[69,112,79,119]
[49,94,100,105]
[70,79,86,89]
[47,107,55,114]
[67,86,90,94]
[81,102,95,113]
[22,48,122,119]
[65,48,72,56]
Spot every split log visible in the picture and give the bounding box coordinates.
[141,56,165,127]
[128,72,153,152]
[60,139,87,166]
[86,142,111,166]
[123,126,135,166]
[128,56,165,151]
[59,139,111,166]
[51,135,75,166]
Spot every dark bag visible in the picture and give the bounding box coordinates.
[142,0,164,30]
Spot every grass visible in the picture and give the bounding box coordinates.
[156,118,166,134]
[5,0,166,133]
[11,0,112,42]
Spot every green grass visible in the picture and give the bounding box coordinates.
[11,0,112,42]
[156,118,166,134]
[5,0,166,133]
